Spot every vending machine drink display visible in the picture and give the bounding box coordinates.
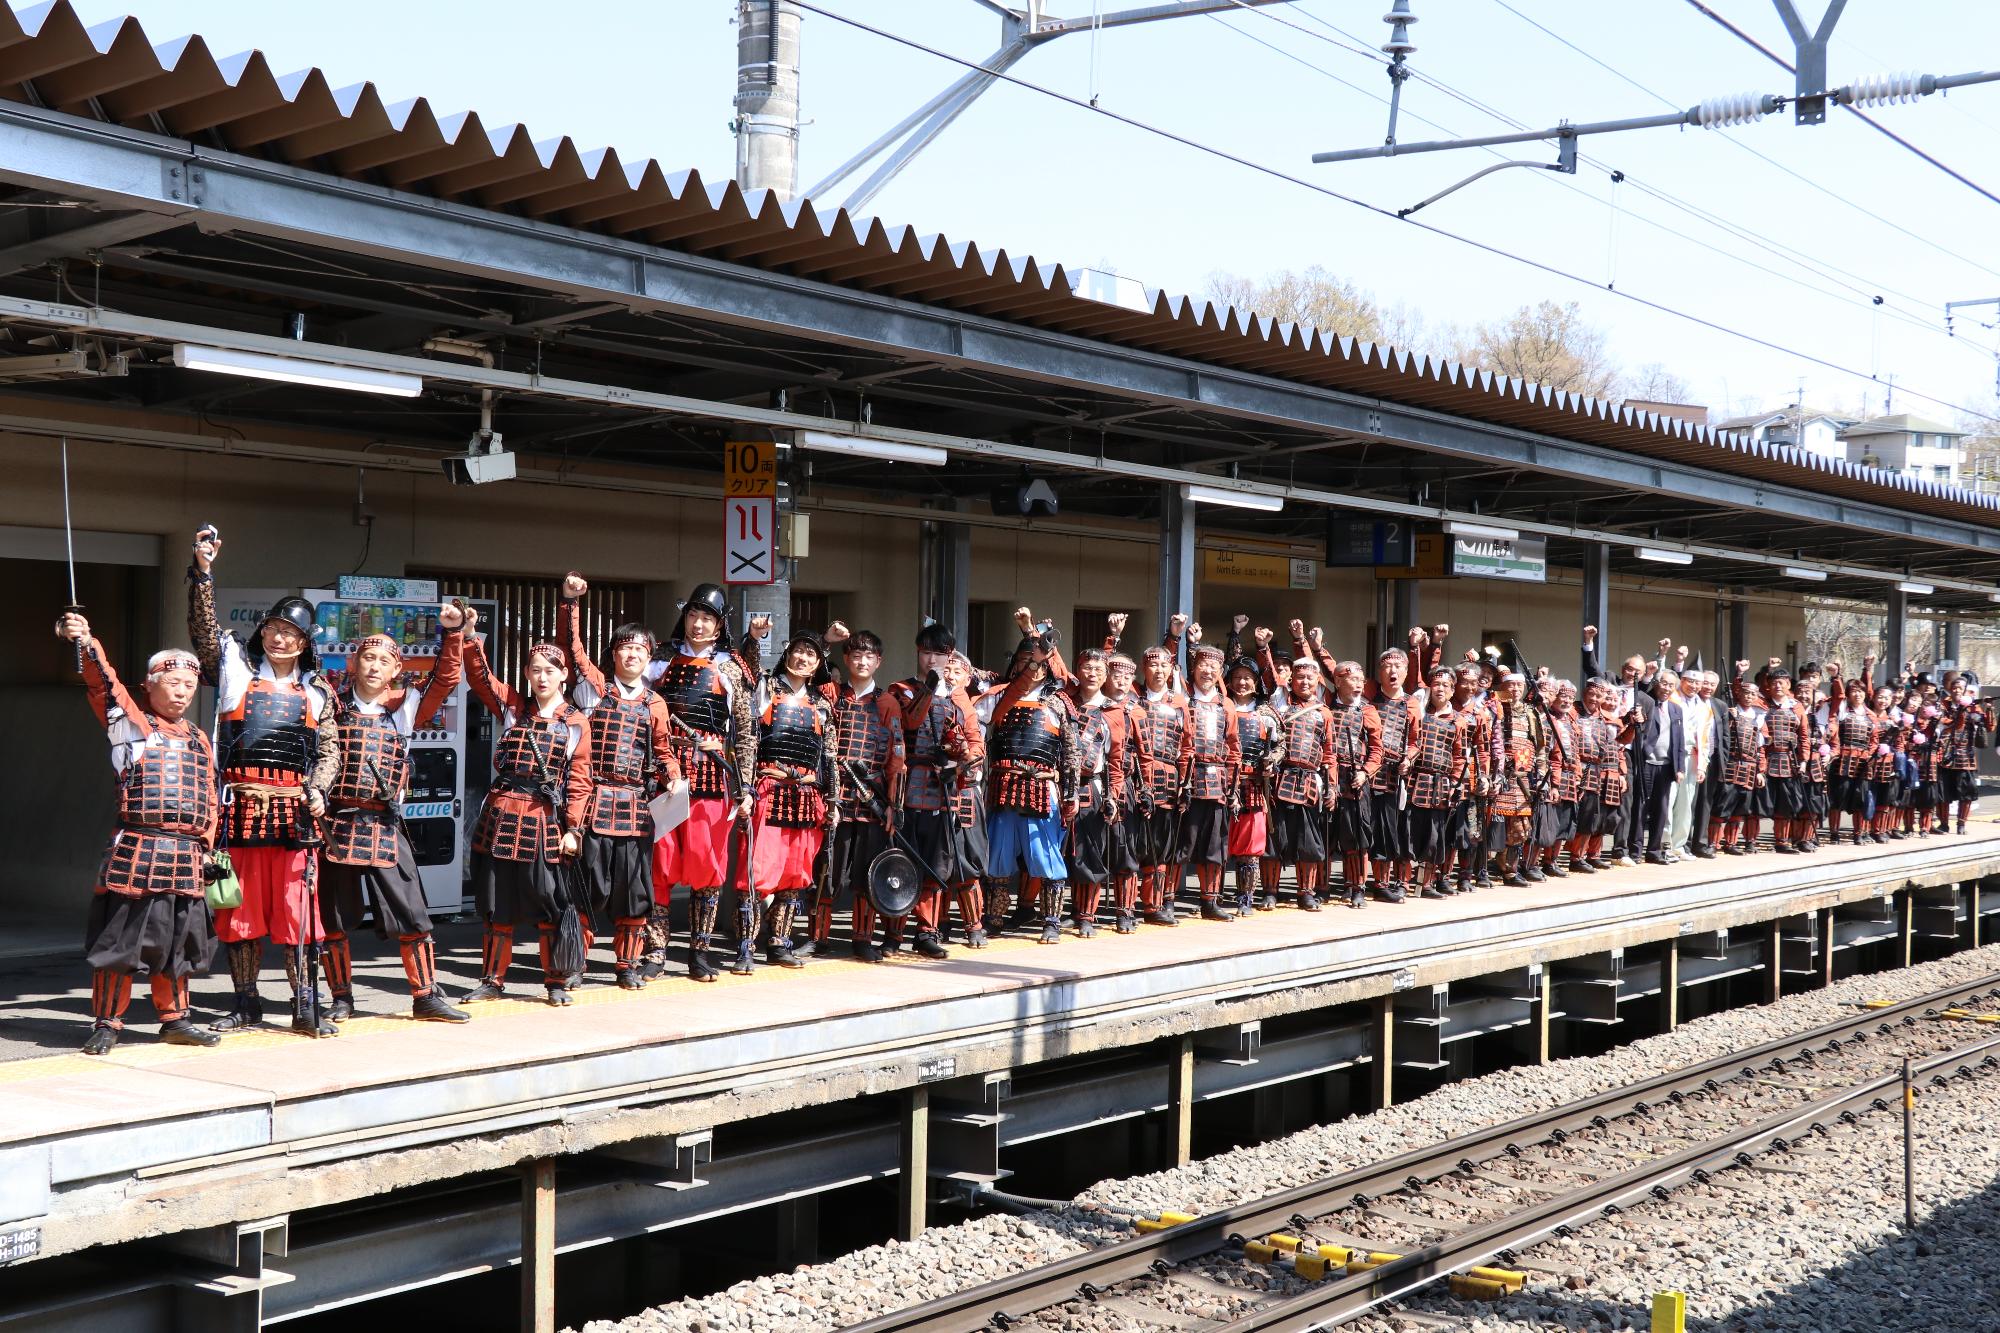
[307,577,496,914]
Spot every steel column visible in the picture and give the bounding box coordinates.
[1391,580,1419,647]
[520,1159,555,1333]
[1945,620,1963,667]
[1532,967,1553,1064]
[1817,905,1837,988]
[1884,587,1909,681]
[1165,1033,1195,1168]
[1657,942,1679,1033]
[1369,995,1395,1110]
[1764,918,1784,1004]
[1582,543,1611,661]
[1159,484,1195,675]
[1729,594,1749,668]
[898,1086,928,1241]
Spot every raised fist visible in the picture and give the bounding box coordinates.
[460,603,480,633]
[1106,612,1129,640]
[1307,626,1325,647]
[1187,621,1203,644]
[1232,613,1250,633]
[1013,606,1035,634]
[1168,613,1189,636]
[1289,618,1307,641]
[748,613,773,640]
[1407,626,1425,647]
[55,610,88,641]
[1769,656,1783,669]
[438,602,465,631]
[1433,623,1450,639]
[1658,637,1672,654]
[824,620,851,644]
[191,525,221,573]
[1582,625,1597,643]
[562,571,588,599]
[1735,660,1751,676]
[1254,626,1274,648]
[1675,644,1689,662]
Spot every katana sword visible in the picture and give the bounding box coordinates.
[60,435,82,672]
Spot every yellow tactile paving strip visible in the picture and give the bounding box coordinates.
[0,926,1071,1088]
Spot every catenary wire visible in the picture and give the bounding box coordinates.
[793,0,1999,424]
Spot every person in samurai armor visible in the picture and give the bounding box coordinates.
[1935,680,1992,836]
[1827,678,1878,846]
[1403,666,1470,898]
[978,613,1083,944]
[736,630,841,973]
[1131,644,1194,926]
[1264,657,1342,911]
[556,573,684,988]
[58,612,222,1055]
[1907,706,1943,837]
[1173,645,1243,921]
[884,623,984,957]
[1759,669,1812,854]
[316,605,472,1024]
[462,635,593,1004]
[1486,673,1548,887]
[942,650,993,941]
[649,585,765,980]
[819,625,906,962]
[1226,654,1280,914]
[1103,652,1147,931]
[1711,679,1771,855]
[1866,683,1906,845]
[187,527,339,1037]
[1064,647,1126,937]
[1449,664,1494,890]
[1568,680,1623,872]
[1365,649,1418,901]
[1325,661,1385,908]
[1534,681,1582,878]
[1799,679,1831,852]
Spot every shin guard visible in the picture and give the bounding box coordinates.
[322,932,354,999]
[91,969,133,1029]
[398,933,437,997]
[481,926,514,985]
[149,973,189,1023]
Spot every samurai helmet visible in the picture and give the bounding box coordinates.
[672,582,733,649]
[249,595,319,671]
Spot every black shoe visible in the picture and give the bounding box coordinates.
[1236,893,1255,916]
[81,1023,119,1056]
[1477,871,1496,886]
[328,994,354,1023]
[1571,860,1596,874]
[730,941,756,976]
[616,970,646,990]
[690,949,719,982]
[1373,883,1407,904]
[1076,919,1098,939]
[790,937,818,959]
[1774,841,1797,854]
[545,986,573,1007]
[853,940,884,964]
[1644,851,1669,865]
[915,933,950,960]
[966,927,990,949]
[1200,900,1233,922]
[1298,890,1321,912]
[292,1005,338,1038]
[1503,871,1530,887]
[1723,843,1744,856]
[1260,892,1278,911]
[981,916,1006,940]
[1009,904,1040,932]
[1114,910,1137,934]
[767,944,806,969]
[210,994,262,1032]
[411,991,471,1022]
[639,957,666,981]
[158,1017,221,1047]
[1691,845,1716,859]
[1801,839,1819,851]
[1421,884,1446,900]
[1436,878,1458,895]
[1545,862,1568,878]
[1347,884,1366,909]
[1039,919,1062,944]
[882,936,906,956]
[1523,865,1546,882]
[1143,908,1179,927]
[464,979,506,1002]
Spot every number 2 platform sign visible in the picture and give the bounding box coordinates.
[724,440,777,586]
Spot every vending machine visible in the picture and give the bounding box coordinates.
[306,576,496,915]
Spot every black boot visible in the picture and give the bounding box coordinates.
[766,941,805,969]
[689,938,720,982]
[914,932,949,960]
[81,1022,119,1056]
[730,939,756,976]
[412,992,471,1022]
[852,939,884,963]
[159,1018,220,1047]
[328,994,354,1023]
[287,947,337,1038]
[211,940,263,1032]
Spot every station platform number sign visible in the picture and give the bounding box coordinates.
[725,439,777,586]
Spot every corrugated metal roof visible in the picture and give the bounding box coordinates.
[2,0,1995,530]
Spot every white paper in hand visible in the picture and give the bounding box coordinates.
[650,782,692,842]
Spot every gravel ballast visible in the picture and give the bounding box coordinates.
[579,942,2000,1333]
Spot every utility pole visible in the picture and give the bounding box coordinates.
[735,0,803,199]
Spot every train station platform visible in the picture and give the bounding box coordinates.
[4,825,2000,1325]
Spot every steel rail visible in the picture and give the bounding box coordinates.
[1224,1031,2000,1331]
[846,969,2000,1333]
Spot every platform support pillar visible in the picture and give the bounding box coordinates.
[1764,918,1784,1004]
[1532,967,1553,1064]
[1883,588,1908,686]
[898,1086,929,1241]
[774,1196,819,1268]
[1582,543,1611,658]
[1972,881,1983,949]
[1817,905,1836,988]
[1899,889,1915,968]
[1159,483,1195,676]
[1369,995,1395,1111]
[1166,1032,1195,1168]
[1658,942,1679,1033]
[521,1158,556,1333]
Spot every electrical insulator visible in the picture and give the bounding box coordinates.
[1694,91,1775,128]
[1380,0,1417,57]
[1843,71,1932,107]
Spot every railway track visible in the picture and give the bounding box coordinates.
[849,968,2000,1333]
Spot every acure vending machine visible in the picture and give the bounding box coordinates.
[307,576,496,915]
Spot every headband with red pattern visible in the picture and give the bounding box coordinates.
[355,632,403,661]
[526,641,567,669]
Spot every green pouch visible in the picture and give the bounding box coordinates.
[205,850,242,911]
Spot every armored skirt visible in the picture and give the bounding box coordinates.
[85,890,215,977]
[322,834,434,937]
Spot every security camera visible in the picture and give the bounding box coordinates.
[442,430,515,486]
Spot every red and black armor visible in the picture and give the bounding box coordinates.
[1548,713,1582,803]
[1489,703,1542,818]
[1722,708,1767,788]
[1077,706,1113,813]
[757,690,830,828]
[218,677,320,845]
[1868,717,1902,782]
[1765,702,1803,778]
[661,653,734,799]
[1805,714,1830,784]
[903,689,966,813]
[1329,700,1374,795]
[584,693,660,837]
[100,722,216,897]
[473,708,581,862]
[835,689,898,819]
[991,691,1067,816]
[1233,705,1274,812]
[1407,708,1464,810]
[1275,701,1331,807]
[1942,707,1984,770]
[1137,695,1190,806]
[324,707,408,867]
[1833,710,1878,778]
[1369,697,1413,794]
[1186,696,1232,802]
[1577,715,1625,805]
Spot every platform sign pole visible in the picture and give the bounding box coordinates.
[724,438,785,646]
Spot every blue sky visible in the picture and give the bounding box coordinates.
[60,0,2000,423]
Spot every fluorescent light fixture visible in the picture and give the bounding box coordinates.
[1183,483,1284,513]
[172,343,422,397]
[795,429,948,467]
[1444,519,1521,542]
[1781,565,1828,582]
[1896,580,1935,595]
[1634,547,1693,566]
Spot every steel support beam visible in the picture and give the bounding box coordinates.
[1391,580,1419,647]
[1657,942,1679,1033]
[1159,483,1195,673]
[520,1160,555,1333]
[1369,995,1395,1111]
[0,208,185,276]
[1165,1033,1195,1168]
[0,102,1989,560]
[1729,595,1749,667]
[1946,620,1963,667]
[1884,588,1909,684]
[1582,543,1610,662]
[898,1087,928,1242]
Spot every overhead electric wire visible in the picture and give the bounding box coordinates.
[1210,13,1946,336]
[791,0,1999,425]
[1486,0,2000,284]
[1679,0,2000,211]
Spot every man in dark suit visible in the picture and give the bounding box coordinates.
[1633,671,1687,863]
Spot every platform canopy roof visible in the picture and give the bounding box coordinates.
[0,1,1993,611]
